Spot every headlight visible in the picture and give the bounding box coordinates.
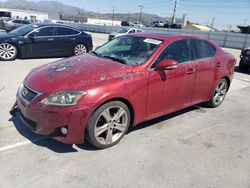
[41,91,87,106]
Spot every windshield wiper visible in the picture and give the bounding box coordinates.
[91,51,100,57]
[102,55,127,64]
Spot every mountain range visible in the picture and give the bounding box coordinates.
[0,0,166,24]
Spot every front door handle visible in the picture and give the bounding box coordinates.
[71,38,76,40]
[186,68,195,75]
[48,38,54,41]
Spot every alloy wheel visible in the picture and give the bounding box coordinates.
[0,43,17,60]
[212,79,228,106]
[74,44,87,55]
[94,106,129,145]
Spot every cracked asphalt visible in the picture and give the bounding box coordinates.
[0,33,250,188]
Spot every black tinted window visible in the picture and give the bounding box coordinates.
[55,27,74,35]
[153,39,190,67]
[33,27,54,37]
[21,20,29,24]
[13,20,21,24]
[129,29,135,33]
[191,39,216,60]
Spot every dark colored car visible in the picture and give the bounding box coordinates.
[121,21,133,27]
[4,19,30,32]
[10,33,236,149]
[239,47,250,71]
[0,24,93,61]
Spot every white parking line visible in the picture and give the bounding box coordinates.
[0,137,46,152]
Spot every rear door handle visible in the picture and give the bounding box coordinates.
[186,68,195,75]
[216,62,221,67]
[71,38,76,40]
[48,38,54,41]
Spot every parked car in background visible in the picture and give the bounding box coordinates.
[121,21,134,27]
[131,22,145,28]
[108,28,143,41]
[0,24,93,61]
[10,33,236,149]
[239,46,250,71]
[151,21,164,27]
[0,17,12,29]
[4,19,30,32]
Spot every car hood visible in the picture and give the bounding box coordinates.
[24,54,134,93]
[0,32,11,39]
[110,32,124,37]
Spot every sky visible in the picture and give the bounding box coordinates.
[3,0,250,30]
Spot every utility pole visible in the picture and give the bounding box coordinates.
[112,8,115,26]
[138,5,144,24]
[171,0,177,24]
[211,17,215,27]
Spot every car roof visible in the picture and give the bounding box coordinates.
[129,32,204,41]
[30,23,77,28]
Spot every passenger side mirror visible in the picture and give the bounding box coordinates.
[155,59,178,71]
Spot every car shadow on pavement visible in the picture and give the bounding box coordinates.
[127,105,200,133]
[9,105,204,152]
[9,113,95,153]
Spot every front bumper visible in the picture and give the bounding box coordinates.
[14,95,92,144]
[240,56,250,65]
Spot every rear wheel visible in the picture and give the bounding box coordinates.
[86,101,131,149]
[206,78,228,108]
[239,60,248,72]
[0,43,17,61]
[74,44,87,56]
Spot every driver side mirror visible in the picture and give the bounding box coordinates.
[155,59,178,71]
[27,33,35,38]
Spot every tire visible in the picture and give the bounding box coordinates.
[0,43,17,61]
[239,60,248,72]
[86,101,131,149]
[74,44,87,56]
[206,78,228,108]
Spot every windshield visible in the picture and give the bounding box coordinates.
[118,28,128,33]
[94,36,162,66]
[9,24,38,36]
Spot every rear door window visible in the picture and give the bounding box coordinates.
[190,39,216,60]
[55,27,75,36]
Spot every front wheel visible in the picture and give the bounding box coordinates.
[206,78,228,108]
[74,44,87,56]
[86,101,131,149]
[0,43,17,61]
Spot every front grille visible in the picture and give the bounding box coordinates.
[20,84,38,102]
[20,112,37,130]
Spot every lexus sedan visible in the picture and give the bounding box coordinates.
[10,33,236,149]
[108,28,143,41]
[0,24,93,61]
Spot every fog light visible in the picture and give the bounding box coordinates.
[61,127,68,135]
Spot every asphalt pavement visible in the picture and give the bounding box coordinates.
[0,32,250,188]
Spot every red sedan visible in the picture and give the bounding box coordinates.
[11,33,236,148]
